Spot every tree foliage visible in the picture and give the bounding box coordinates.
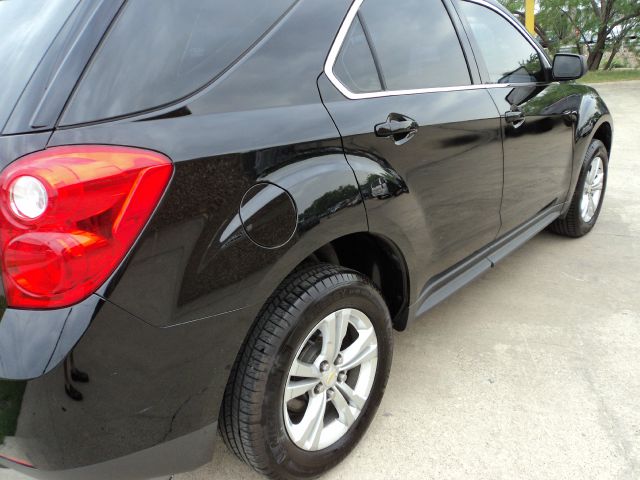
[500,0,640,70]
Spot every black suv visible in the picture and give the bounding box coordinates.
[0,0,612,479]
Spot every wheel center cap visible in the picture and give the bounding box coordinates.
[322,365,338,388]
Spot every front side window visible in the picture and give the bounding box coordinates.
[62,0,296,125]
[460,1,544,84]
[333,0,471,94]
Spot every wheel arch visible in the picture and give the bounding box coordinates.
[592,120,613,156]
[299,232,411,331]
[561,88,613,218]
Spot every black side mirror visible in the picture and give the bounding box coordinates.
[552,53,588,81]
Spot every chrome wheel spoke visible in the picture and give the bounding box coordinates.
[580,195,589,218]
[335,381,366,410]
[292,392,327,449]
[285,378,318,402]
[319,310,349,362]
[587,163,598,184]
[592,173,604,191]
[588,195,596,218]
[290,359,320,379]
[592,190,602,207]
[340,326,377,372]
[330,388,357,428]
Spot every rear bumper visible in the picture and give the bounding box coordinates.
[0,295,255,478]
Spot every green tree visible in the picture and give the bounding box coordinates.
[582,0,640,69]
[603,17,639,69]
[500,0,640,70]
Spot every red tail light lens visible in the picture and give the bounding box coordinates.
[0,146,173,309]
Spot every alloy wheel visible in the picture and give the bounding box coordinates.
[283,308,378,451]
[580,156,604,223]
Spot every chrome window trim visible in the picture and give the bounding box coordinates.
[324,0,551,100]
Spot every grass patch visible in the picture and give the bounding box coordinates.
[0,381,26,445]
[579,69,640,83]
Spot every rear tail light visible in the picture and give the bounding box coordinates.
[0,146,173,309]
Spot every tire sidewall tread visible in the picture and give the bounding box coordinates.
[219,264,393,479]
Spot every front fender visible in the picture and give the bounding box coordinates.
[562,85,613,216]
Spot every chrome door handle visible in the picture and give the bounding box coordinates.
[375,113,419,145]
[504,109,525,126]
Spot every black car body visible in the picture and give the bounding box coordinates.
[0,0,612,479]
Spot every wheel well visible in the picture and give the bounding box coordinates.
[303,233,410,331]
[593,122,612,155]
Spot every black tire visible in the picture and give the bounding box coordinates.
[549,139,608,238]
[219,263,393,479]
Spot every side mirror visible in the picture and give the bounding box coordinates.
[552,53,588,81]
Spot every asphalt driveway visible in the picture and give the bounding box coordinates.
[2,81,639,480]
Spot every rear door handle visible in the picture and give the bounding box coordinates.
[375,113,419,145]
[504,109,525,127]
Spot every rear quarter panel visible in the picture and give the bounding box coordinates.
[49,0,360,328]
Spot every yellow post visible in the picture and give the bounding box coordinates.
[525,0,535,35]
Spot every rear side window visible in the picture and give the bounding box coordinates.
[333,17,382,94]
[0,0,79,132]
[460,1,544,84]
[333,0,471,94]
[62,0,296,125]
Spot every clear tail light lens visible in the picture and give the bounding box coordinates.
[0,145,173,309]
[9,175,48,219]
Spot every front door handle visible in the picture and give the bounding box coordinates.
[375,113,419,145]
[504,109,525,127]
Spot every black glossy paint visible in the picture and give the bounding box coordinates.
[0,0,612,478]
[319,75,504,303]
[49,0,363,327]
[240,183,297,249]
[488,84,576,234]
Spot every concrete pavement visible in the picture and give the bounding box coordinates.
[3,81,639,480]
